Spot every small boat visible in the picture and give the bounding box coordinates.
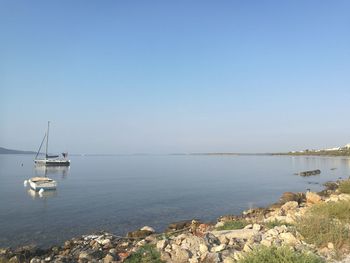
[28,177,57,191]
[34,121,70,166]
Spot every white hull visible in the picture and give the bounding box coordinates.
[34,159,70,166]
[28,177,57,191]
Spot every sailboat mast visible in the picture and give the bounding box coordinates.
[45,121,50,159]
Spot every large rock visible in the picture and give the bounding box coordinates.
[211,229,259,241]
[279,232,300,246]
[177,234,205,253]
[306,192,322,204]
[166,220,195,232]
[281,201,298,213]
[157,239,168,250]
[169,244,191,263]
[127,229,153,238]
[279,192,305,204]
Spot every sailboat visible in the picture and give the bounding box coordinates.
[34,121,70,166]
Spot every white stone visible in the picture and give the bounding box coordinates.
[211,244,226,252]
[157,239,168,250]
[261,239,272,247]
[243,243,253,252]
[266,229,279,237]
[252,224,261,231]
[328,242,334,250]
[140,226,155,233]
[199,244,208,254]
[189,258,199,263]
[279,232,299,246]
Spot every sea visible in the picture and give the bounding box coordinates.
[0,154,349,248]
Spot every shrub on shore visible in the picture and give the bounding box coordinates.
[296,200,350,250]
[238,246,324,263]
[124,244,164,263]
[216,220,249,230]
[339,180,350,194]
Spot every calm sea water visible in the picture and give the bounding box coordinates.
[0,154,350,248]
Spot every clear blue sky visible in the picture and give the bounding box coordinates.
[1,1,349,154]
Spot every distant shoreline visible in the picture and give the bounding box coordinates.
[1,146,349,157]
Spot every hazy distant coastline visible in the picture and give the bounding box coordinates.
[0,147,36,155]
[1,146,349,157]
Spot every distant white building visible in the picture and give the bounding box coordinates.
[325,147,340,151]
[345,143,350,149]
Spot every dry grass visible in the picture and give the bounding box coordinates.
[296,200,350,250]
[339,180,350,194]
[238,246,324,263]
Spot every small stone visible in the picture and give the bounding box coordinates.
[211,244,226,252]
[103,254,114,263]
[327,242,334,250]
[266,229,279,237]
[275,225,287,233]
[79,251,91,260]
[30,258,41,263]
[244,224,253,229]
[109,248,117,255]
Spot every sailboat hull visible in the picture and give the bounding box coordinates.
[35,159,70,166]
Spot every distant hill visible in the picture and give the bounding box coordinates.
[0,147,36,154]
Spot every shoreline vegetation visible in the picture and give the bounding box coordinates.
[2,180,350,262]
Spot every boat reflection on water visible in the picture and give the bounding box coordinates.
[34,165,70,179]
[27,189,57,199]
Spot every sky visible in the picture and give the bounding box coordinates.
[0,1,349,154]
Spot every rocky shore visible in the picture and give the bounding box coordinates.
[1,180,350,263]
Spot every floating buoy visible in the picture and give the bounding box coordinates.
[24,180,28,187]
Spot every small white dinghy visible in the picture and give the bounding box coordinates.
[28,177,57,191]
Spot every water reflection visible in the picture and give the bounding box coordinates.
[34,166,70,179]
[27,189,57,199]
